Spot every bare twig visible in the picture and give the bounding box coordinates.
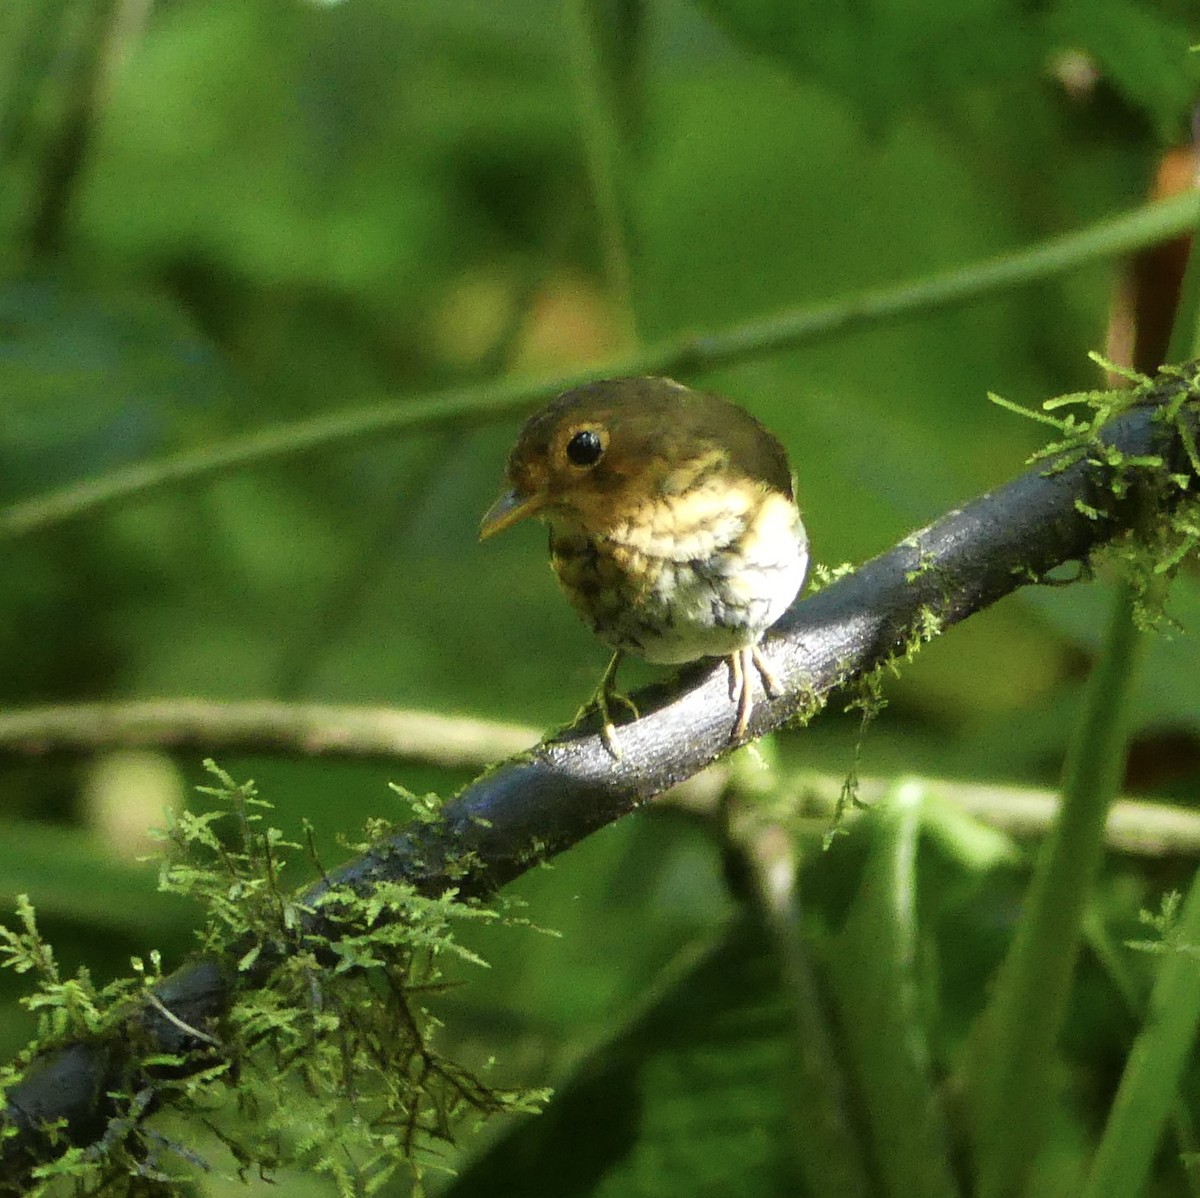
[667,772,1200,859]
[5,703,1199,858]
[0,700,537,768]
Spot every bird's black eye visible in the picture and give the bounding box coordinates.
[566,428,605,467]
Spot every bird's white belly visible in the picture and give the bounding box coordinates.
[620,492,808,664]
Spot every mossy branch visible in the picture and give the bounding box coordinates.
[2,363,1199,1191]
[1,193,1198,542]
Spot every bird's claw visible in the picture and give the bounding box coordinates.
[574,652,638,760]
[590,686,639,760]
[751,644,782,698]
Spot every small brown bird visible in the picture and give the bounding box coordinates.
[480,377,808,753]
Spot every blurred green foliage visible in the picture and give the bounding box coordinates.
[2,0,1200,1193]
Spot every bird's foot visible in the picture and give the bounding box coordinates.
[574,652,638,760]
[751,644,782,698]
[594,686,640,760]
[728,644,782,740]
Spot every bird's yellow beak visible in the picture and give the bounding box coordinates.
[479,488,543,540]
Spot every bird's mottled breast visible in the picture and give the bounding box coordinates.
[548,482,807,665]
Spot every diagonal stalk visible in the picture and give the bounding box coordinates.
[1082,874,1200,1198]
[2,194,1198,542]
[967,579,1143,1198]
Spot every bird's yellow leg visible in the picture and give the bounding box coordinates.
[575,651,638,759]
[728,645,781,739]
[729,647,754,739]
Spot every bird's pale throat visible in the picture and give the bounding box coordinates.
[606,478,763,562]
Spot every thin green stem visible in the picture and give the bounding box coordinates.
[1073,195,1200,1198]
[828,784,960,1198]
[0,0,73,166]
[688,192,1200,364]
[1082,909,1200,1198]
[27,0,122,259]
[969,580,1143,1198]
[742,823,873,1198]
[1166,221,1200,364]
[3,193,1198,542]
[1082,872,1200,1198]
[0,373,570,541]
[563,0,638,341]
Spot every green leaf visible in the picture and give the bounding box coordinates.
[1052,0,1200,140]
[690,0,1199,134]
[0,276,240,500]
[691,0,1037,126]
[962,582,1144,1198]
[827,784,960,1198]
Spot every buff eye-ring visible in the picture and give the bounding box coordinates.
[565,427,606,467]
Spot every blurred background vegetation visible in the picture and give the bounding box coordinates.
[2,0,1200,1194]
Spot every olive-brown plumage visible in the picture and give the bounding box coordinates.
[480,376,808,750]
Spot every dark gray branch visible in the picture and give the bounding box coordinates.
[2,366,1197,1191]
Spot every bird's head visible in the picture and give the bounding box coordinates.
[479,376,792,541]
